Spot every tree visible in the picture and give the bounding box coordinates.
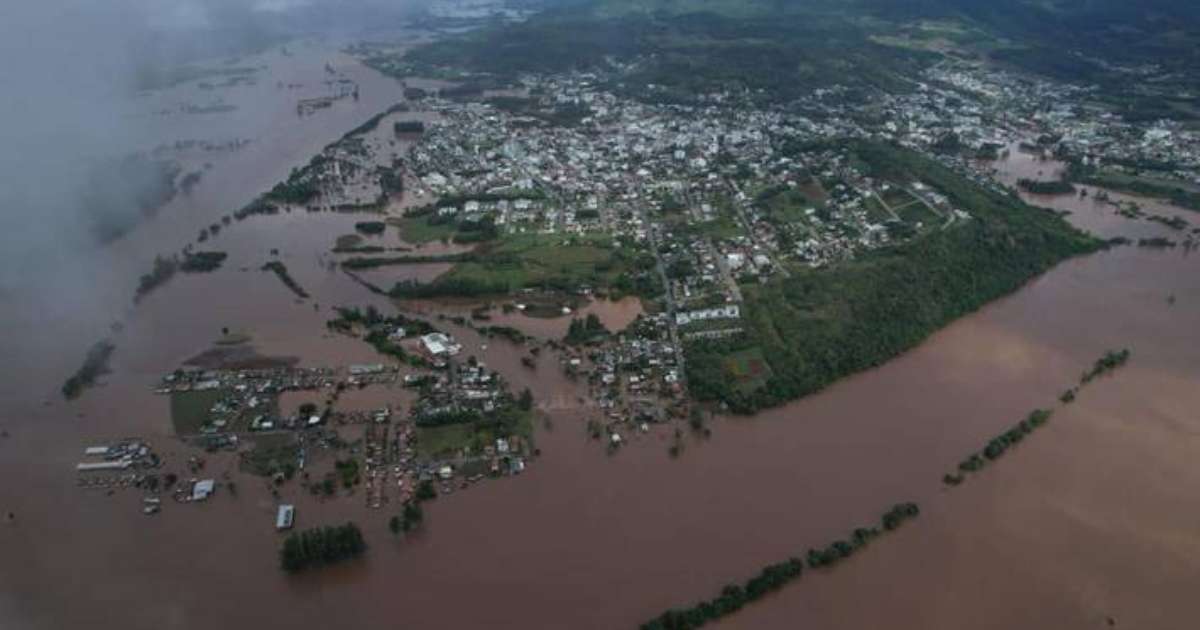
[415,479,437,502]
[280,522,367,573]
[402,502,424,532]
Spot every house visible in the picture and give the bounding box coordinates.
[675,304,741,327]
[276,504,295,531]
[192,479,215,501]
[349,364,385,376]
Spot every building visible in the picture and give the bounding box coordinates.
[192,479,215,501]
[420,332,462,357]
[276,504,295,531]
[675,304,741,327]
[349,364,385,376]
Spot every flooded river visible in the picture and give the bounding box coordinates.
[2,60,1198,630]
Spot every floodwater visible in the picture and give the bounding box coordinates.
[2,62,1198,630]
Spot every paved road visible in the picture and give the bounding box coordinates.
[647,222,687,386]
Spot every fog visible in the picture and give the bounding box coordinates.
[0,0,419,292]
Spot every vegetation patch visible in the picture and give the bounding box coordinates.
[641,502,919,629]
[395,214,460,244]
[685,141,1100,413]
[326,306,437,365]
[565,313,610,345]
[170,389,226,436]
[389,233,638,298]
[61,340,116,400]
[1080,348,1131,384]
[280,522,367,573]
[722,346,771,393]
[180,251,228,273]
[261,261,310,299]
[943,408,1052,486]
[943,349,1132,486]
[1070,165,1200,212]
[354,221,387,236]
[1017,178,1076,195]
[415,409,533,461]
[478,325,528,344]
[135,255,180,302]
[240,432,300,478]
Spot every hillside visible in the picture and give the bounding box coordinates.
[401,0,1200,109]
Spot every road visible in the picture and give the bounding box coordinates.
[646,222,687,387]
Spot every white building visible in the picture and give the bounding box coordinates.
[676,304,741,327]
[192,479,215,501]
[276,504,295,531]
[421,332,462,357]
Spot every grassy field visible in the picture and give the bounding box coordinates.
[394,215,456,244]
[440,233,625,289]
[415,410,534,460]
[795,178,829,205]
[881,187,917,208]
[765,190,819,226]
[240,432,300,477]
[723,346,771,393]
[896,201,941,228]
[690,211,745,239]
[170,390,224,436]
[864,195,893,224]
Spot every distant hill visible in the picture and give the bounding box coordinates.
[403,0,1200,106]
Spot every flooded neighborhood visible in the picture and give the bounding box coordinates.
[4,2,1200,629]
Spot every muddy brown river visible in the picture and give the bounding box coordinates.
[2,63,1198,630]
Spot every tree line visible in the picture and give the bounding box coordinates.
[943,409,1053,486]
[944,349,1132,486]
[280,522,367,573]
[641,502,919,630]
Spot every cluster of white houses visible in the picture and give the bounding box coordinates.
[675,304,740,327]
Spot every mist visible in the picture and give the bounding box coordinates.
[0,0,420,293]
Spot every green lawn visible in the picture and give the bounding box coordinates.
[864,196,892,224]
[415,410,534,461]
[170,390,224,436]
[240,432,300,477]
[394,215,456,244]
[881,187,916,208]
[441,233,625,289]
[896,201,940,228]
[765,190,818,226]
[722,346,772,393]
[691,212,746,239]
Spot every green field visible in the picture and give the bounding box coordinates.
[863,196,893,224]
[896,200,941,228]
[881,187,917,208]
[764,190,819,227]
[723,347,771,392]
[170,390,225,436]
[690,211,745,239]
[415,410,534,461]
[394,215,457,244]
[240,432,300,477]
[440,233,627,289]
